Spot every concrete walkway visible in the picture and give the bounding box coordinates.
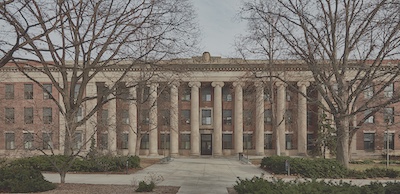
[43,157,265,194]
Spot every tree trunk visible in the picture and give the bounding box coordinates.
[336,118,350,168]
[60,170,66,183]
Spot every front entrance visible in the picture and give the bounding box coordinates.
[201,134,212,155]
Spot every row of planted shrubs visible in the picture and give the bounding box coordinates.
[7,155,141,172]
[261,156,400,179]
[234,177,400,194]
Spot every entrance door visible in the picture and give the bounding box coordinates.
[201,134,212,155]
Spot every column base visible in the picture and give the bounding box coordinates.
[148,153,159,157]
[213,153,222,157]
[190,153,200,157]
[170,153,179,157]
[297,152,307,157]
[256,152,265,156]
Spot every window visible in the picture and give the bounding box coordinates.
[364,133,375,151]
[74,131,83,149]
[117,82,129,100]
[101,109,108,125]
[364,110,374,123]
[140,134,149,149]
[121,133,129,149]
[5,133,15,150]
[24,107,33,124]
[24,132,34,150]
[264,109,272,124]
[43,84,52,99]
[286,90,292,101]
[384,133,395,150]
[24,84,33,99]
[264,134,273,149]
[5,84,14,99]
[223,109,232,125]
[99,133,108,150]
[76,107,83,122]
[181,110,190,124]
[160,88,170,101]
[121,109,129,124]
[243,134,253,149]
[201,86,212,101]
[73,83,81,99]
[43,107,52,124]
[222,134,233,149]
[140,109,149,124]
[244,110,252,126]
[5,108,15,124]
[364,85,373,99]
[384,83,394,98]
[285,109,293,124]
[161,110,170,126]
[384,107,394,124]
[285,134,293,150]
[222,86,232,101]
[181,87,191,101]
[201,109,212,125]
[180,134,190,149]
[307,134,315,150]
[160,134,170,149]
[307,111,313,126]
[264,89,271,101]
[42,132,53,150]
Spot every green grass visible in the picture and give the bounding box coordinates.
[349,163,400,171]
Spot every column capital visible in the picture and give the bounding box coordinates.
[275,81,287,87]
[188,81,201,88]
[211,81,224,88]
[297,81,310,87]
[149,82,159,88]
[254,81,264,88]
[233,81,245,88]
[171,80,180,88]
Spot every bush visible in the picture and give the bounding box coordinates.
[0,165,56,193]
[135,181,155,192]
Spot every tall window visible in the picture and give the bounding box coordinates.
[180,134,190,149]
[5,84,14,99]
[243,134,253,149]
[74,83,81,99]
[99,133,108,150]
[43,84,52,99]
[181,110,190,124]
[384,107,394,124]
[121,133,129,149]
[24,107,33,124]
[264,89,271,101]
[384,83,394,98]
[286,90,292,101]
[42,132,53,150]
[74,131,83,149]
[201,109,212,125]
[364,85,373,99]
[364,133,375,151]
[285,134,293,150]
[76,107,83,122]
[264,134,273,149]
[223,109,232,125]
[101,109,108,125]
[307,134,315,150]
[5,108,15,124]
[43,107,53,124]
[384,133,395,150]
[5,133,15,150]
[160,109,170,126]
[222,86,232,101]
[24,132,34,150]
[285,109,293,124]
[121,109,129,124]
[181,87,191,101]
[24,84,33,99]
[264,109,272,124]
[160,134,170,149]
[243,110,252,126]
[222,134,233,149]
[364,110,374,123]
[140,109,149,124]
[201,86,212,101]
[140,134,149,149]
[117,82,129,100]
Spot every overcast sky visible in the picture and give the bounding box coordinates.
[191,0,247,58]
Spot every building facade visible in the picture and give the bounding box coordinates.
[0,52,399,159]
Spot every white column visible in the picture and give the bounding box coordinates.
[275,81,286,156]
[128,86,138,156]
[297,81,309,156]
[170,81,180,157]
[233,81,244,154]
[148,83,159,156]
[189,81,201,156]
[108,91,117,153]
[255,81,265,156]
[85,82,98,151]
[212,81,224,156]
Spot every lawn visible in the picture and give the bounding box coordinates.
[349,163,400,171]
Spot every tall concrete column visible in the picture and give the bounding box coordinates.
[148,83,159,156]
[233,81,244,154]
[189,81,201,156]
[107,90,117,153]
[297,81,309,156]
[275,81,286,156]
[85,82,98,151]
[255,81,265,156]
[212,81,224,156]
[170,81,180,157]
[128,86,138,156]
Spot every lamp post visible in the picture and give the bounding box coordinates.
[386,120,390,169]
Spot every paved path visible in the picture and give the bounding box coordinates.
[43,157,265,194]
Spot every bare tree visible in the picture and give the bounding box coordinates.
[240,0,400,167]
[0,0,198,182]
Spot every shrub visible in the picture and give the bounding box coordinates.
[0,165,56,193]
[364,168,388,178]
[135,181,155,192]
